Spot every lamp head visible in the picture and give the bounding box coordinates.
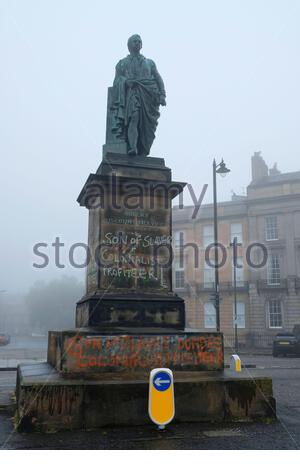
[216,159,230,177]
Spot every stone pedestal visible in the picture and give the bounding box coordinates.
[47,329,224,377]
[75,153,186,329]
[75,293,185,329]
[16,153,276,431]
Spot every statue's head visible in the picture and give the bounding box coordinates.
[127,34,142,54]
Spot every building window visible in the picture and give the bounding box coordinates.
[232,256,244,287]
[233,302,245,328]
[174,259,185,289]
[204,261,215,288]
[267,253,281,285]
[204,303,216,328]
[203,225,214,248]
[173,231,184,248]
[175,271,185,289]
[268,300,283,328]
[265,216,278,241]
[230,222,243,244]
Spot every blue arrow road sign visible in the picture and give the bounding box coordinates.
[153,371,171,391]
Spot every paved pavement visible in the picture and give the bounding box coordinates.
[0,352,300,449]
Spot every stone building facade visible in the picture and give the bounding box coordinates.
[172,152,300,347]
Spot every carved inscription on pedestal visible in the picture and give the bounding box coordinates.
[98,206,172,292]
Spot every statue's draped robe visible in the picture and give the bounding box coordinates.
[111,54,166,156]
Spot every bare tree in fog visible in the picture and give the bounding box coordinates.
[26,276,84,333]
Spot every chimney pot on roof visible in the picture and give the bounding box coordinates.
[251,151,268,182]
[269,162,281,176]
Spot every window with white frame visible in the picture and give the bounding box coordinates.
[267,253,281,285]
[204,259,215,287]
[232,256,244,287]
[265,216,278,241]
[230,222,243,244]
[204,302,216,328]
[203,225,214,248]
[233,302,245,328]
[173,231,184,248]
[268,299,283,328]
[174,259,185,289]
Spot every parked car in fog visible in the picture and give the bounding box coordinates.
[0,333,10,346]
[272,331,300,357]
[293,324,300,339]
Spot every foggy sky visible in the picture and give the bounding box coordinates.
[1,0,300,293]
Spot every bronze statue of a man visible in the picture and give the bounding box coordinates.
[111,34,166,156]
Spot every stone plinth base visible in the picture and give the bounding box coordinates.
[47,329,224,377]
[16,363,276,432]
[76,294,185,329]
[96,153,171,181]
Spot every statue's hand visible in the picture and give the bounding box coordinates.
[160,95,167,106]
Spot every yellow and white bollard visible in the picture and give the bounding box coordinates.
[230,354,242,373]
[148,368,175,430]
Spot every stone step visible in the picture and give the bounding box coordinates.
[16,362,276,432]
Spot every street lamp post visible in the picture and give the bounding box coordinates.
[213,159,230,332]
[232,236,239,353]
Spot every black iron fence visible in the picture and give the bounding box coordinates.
[224,332,276,349]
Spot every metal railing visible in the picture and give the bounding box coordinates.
[257,279,288,292]
[224,332,276,349]
[175,281,249,295]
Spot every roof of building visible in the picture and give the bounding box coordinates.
[249,170,300,188]
[172,198,248,223]
[173,159,300,224]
